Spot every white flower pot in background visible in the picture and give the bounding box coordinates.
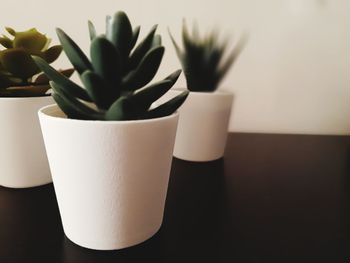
[163,90,233,162]
[38,104,179,250]
[0,96,53,188]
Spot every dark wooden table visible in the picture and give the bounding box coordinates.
[1,133,350,263]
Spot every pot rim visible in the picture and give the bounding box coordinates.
[38,104,179,125]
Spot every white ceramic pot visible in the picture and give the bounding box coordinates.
[161,89,233,162]
[38,104,179,250]
[0,96,53,188]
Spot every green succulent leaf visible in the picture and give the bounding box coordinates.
[128,25,158,70]
[50,81,102,119]
[152,34,162,47]
[5,27,16,36]
[0,49,40,79]
[33,56,92,102]
[123,46,164,91]
[168,29,183,60]
[88,20,97,41]
[0,35,13,48]
[43,45,62,63]
[90,36,121,93]
[56,28,92,74]
[0,72,20,88]
[128,69,181,112]
[0,84,51,97]
[34,68,74,84]
[130,79,173,111]
[129,26,140,51]
[165,69,182,84]
[19,11,190,119]
[0,27,72,97]
[52,93,90,119]
[105,96,136,121]
[215,36,246,86]
[106,11,133,60]
[81,70,112,110]
[13,28,48,53]
[145,90,189,119]
[105,15,111,33]
[170,22,245,92]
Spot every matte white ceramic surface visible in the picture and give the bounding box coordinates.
[163,90,233,162]
[39,104,178,250]
[0,96,53,188]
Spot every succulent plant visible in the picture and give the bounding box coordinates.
[169,21,245,92]
[0,27,73,97]
[34,11,188,121]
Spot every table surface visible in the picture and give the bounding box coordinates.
[1,133,349,263]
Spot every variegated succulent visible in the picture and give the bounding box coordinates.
[0,27,73,97]
[169,21,245,92]
[34,11,188,121]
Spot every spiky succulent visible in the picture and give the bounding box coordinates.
[0,27,73,97]
[169,22,245,92]
[34,11,188,120]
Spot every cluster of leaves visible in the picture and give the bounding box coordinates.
[34,11,188,121]
[0,28,72,97]
[169,21,245,92]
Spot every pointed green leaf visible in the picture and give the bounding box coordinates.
[128,69,181,111]
[123,46,164,91]
[168,29,183,62]
[106,11,133,58]
[81,70,113,110]
[215,36,246,86]
[145,90,189,119]
[33,56,92,102]
[129,26,140,51]
[130,79,173,111]
[90,36,121,93]
[152,34,162,47]
[165,69,182,84]
[56,28,92,74]
[50,81,102,120]
[105,15,111,34]
[128,25,157,70]
[88,20,97,40]
[34,68,74,84]
[52,93,91,119]
[105,96,136,121]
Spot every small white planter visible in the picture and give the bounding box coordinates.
[0,96,53,188]
[162,89,233,162]
[38,104,179,250]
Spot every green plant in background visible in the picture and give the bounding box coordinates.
[0,28,73,97]
[34,11,189,121]
[169,21,246,92]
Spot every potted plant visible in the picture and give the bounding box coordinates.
[34,11,188,250]
[168,22,245,162]
[0,27,73,188]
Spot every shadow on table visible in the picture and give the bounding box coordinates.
[159,157,250,262]
[0,184,63,263]
[62,231,165,263]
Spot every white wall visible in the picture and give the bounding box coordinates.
[2,0,350,134]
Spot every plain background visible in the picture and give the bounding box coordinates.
[1,0,349,134]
